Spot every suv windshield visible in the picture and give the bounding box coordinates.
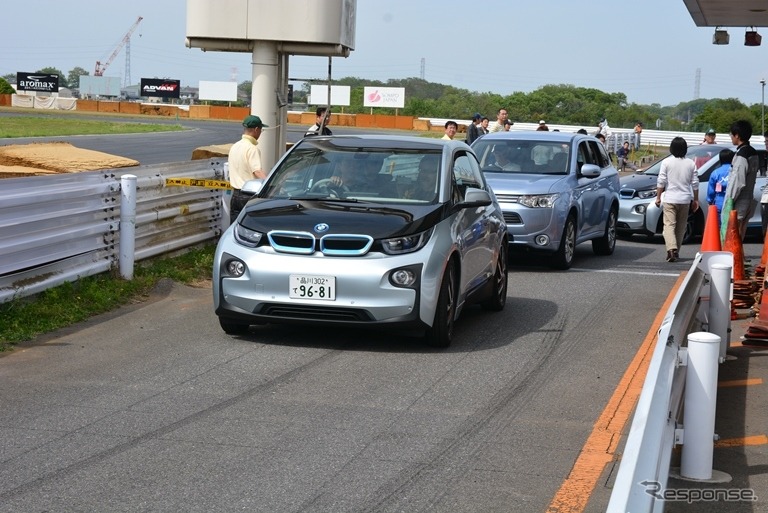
[472,139,570,175]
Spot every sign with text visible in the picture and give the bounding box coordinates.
[16,72,59,93]
[140,78,181,99]
[363,87,405,109]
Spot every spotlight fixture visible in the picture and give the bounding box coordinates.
[713,27,730,45]
[745,27,762,46]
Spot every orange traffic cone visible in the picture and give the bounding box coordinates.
[700,204,722,251]
[754,230,768,280]
[723,209,745,281]
[760,230,768,268]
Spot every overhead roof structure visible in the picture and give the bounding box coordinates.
[683,0,768,26]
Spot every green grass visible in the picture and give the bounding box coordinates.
[0,115,186,137]
[0,244,215,351]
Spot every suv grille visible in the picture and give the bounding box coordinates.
[619,189,636,199]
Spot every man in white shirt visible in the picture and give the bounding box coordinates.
[490,108,511,133]
[228,115,268,223]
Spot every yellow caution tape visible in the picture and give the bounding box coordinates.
[165,177,232,190]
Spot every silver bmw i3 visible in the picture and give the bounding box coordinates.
[213,135,508,348]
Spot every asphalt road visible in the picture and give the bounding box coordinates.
[0,112,367,165]
[1,118,762,511]
[5,236,756,512]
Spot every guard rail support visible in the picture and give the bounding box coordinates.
[606,251,734,513]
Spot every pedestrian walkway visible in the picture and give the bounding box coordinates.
[663,313,768,513]
[664,240,768,512]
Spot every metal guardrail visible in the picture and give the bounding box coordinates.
[0,158,227,304]
[607,252,734,512]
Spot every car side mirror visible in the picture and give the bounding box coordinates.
[460,187,492,208]
[580,164,601,178]
[241,179,265,195]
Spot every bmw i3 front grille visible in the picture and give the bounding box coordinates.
[267,230,373,256]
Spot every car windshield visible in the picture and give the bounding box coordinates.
[258,140,443,204]
[472,139,570,175]
[641,144,731,176]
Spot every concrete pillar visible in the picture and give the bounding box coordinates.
[251,41,279,172]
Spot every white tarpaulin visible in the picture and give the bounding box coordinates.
[11,94,76,110]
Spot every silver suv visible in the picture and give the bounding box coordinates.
[472,131,620,269]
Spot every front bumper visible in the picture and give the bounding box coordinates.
[499,202,561,252]
[213,237,445,329]
[617,196,653,234]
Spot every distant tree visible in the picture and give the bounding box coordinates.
[238,80,252,99]
[67,67,89,89]
[36,67,67,88]
[692,98,756,133]
[0,77,14,94]
[2,73,14,84]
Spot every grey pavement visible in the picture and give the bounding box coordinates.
[663,309,768,513]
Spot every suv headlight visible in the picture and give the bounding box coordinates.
[637,189,658,199]
[234,224,264,247]
[518,193,559,208]
[381,228,433,255]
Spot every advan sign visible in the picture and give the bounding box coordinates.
[140,78,181,99]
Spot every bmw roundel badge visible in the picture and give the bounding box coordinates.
[314,223,330,233]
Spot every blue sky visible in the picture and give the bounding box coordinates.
[3,0,768,108]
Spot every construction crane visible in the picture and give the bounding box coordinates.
[94,16,143,78]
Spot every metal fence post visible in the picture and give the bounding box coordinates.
[680,331,721,480]
[120,174,137,280]
[709,263,732,361]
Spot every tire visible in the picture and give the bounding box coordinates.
[592,206,618,255]
[551,215,576,270]
[425,265,457,348]
[681,210,698,244]
[481,243,508,311]
[218,317,249,335]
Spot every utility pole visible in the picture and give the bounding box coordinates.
[761,79,766,136]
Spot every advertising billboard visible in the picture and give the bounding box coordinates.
[140,78,181,99]
[78,76,122,97]
[199,81,238,102]
[363,87,405,109]
[16,72,59,93]
[309,85,351,106]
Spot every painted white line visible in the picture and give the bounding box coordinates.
[570,267,681,277]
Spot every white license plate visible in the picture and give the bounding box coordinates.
[289,274,336,300]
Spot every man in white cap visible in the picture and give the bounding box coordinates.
[537,120,549,131]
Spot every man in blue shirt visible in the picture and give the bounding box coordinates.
[617,141,637,171]
[706,148,733,219]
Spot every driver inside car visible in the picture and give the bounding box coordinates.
[327,158,395,196]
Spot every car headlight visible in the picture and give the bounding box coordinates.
[234,224,264,247]
[637,189,657,199]
[381,228,433,255]
[518,193,559,208]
